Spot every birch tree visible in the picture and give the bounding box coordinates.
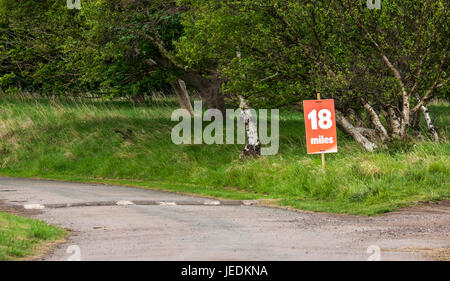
[178,0,449,150]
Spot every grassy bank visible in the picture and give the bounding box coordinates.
[0,212,67,261]
[0,97,448,215]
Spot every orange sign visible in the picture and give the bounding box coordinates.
[303,99,338,154]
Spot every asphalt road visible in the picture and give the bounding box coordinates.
[0,177,448,261]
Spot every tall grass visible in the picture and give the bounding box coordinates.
[0,97,448,215]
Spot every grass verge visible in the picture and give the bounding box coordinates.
[0,212,67,261]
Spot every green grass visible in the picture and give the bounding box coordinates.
[0,97,448,215]
[0,212,67,261]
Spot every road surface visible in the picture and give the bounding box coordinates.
[0,177,448,261]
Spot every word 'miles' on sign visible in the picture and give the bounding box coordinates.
[303,99,338,154]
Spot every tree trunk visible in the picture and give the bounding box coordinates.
[387,107,402,139]
[335,111,377,151]
[182,72,226,113]
[239,96,261,158]
[363,102,389,142]
[204,75,225,111]
[399,92,411,138]
[171,79,194,116]
[410,109,425,140]
[420,105,439,142]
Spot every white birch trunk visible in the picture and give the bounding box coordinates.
[335,111,377,151]
[421,105,439,142]
[239,96,261,157]
[387,107,402,139]
[363,102,389,142]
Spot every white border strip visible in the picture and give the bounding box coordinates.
[116,200,135,206]
[24,204,45,210]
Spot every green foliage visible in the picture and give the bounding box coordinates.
[71,0,182,98]
[0,0,84,94]
[0,0,186,98]
[177,0,310,107]
[177,0,448,109]
[2,0,446,108]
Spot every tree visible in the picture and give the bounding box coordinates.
[1,0,227,112]
[0,0,83,94]
[68,0,175,102]
[178,0,449,150]
[80,0,225,111]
